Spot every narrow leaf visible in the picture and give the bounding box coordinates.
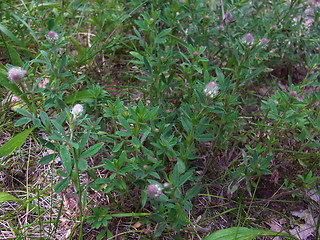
[0,192,20,202]
[81,142,104,159]
[60,145,72,175]
[54,178,70,193]
[0,127,35,157]
[39,153,57,164]
[203,227,297,240]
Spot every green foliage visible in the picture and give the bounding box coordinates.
[203,227,298,240]
[1,0,319,239]
[0,127,35,157]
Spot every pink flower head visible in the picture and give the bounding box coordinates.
[218,25,225,31]
[160,56,164,60]
[243,33,255,45]
[204,15,210,20]
[260,38,269,45]
[274,100,279,105]
[193,51,198,57]
[270,25,277,30]
[7,66,27,83]
[150,18,154,21]
[147,184,162,199]
[179,0,185,2]
[47,30,59,44]
[290,91,297,97]
[204,81,219,98]
[190,3,195,7]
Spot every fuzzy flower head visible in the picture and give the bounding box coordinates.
[290,91,297,97]
[260,38,269,45]
[47,30,59,44]
[71,104,84,119]
[218,25,225,31]
[204,81,219,98]
[147,184,162,199]
[7,66,27,83]
[242,33,255,45]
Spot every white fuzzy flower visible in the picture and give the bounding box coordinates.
[71,104,84,117]
[7,66,27,83]
[204,81,219,98]
[147,184,162,199]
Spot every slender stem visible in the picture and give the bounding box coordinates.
[242,176,260,227]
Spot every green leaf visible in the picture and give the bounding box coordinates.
[112,141,123,152]
[176,158,186,174]
[9,12,39,45]
[180,117,192,134]
[39,138,58,151]
[0,127,35,157]
[78,158,87,170]
[14,117,31,126]
[6,45,23,67]
[51,120,67,138]
[78,132,90,152]
[131,136,140,149]
[103,160,115,172]
[54,178,70,193]
[0,23,25,48]
[39,153,57,164]
[196,134,213,142]
[118,115,131,132]
[81,142,104,159]
[203,227,297,240]
[115,130,132,137]
[60,145,72,175]
[0,192,20,202]
[40,111,51,128]
[64,90,93,104]
[14,108,32,118]
[185,183,201,200]
[179,170,193,186]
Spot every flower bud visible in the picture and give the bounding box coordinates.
[7,66,27,83]
[204,81,219,98]
[147,184,162,199]
[163,182,170,189]
[274,100,279,105]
